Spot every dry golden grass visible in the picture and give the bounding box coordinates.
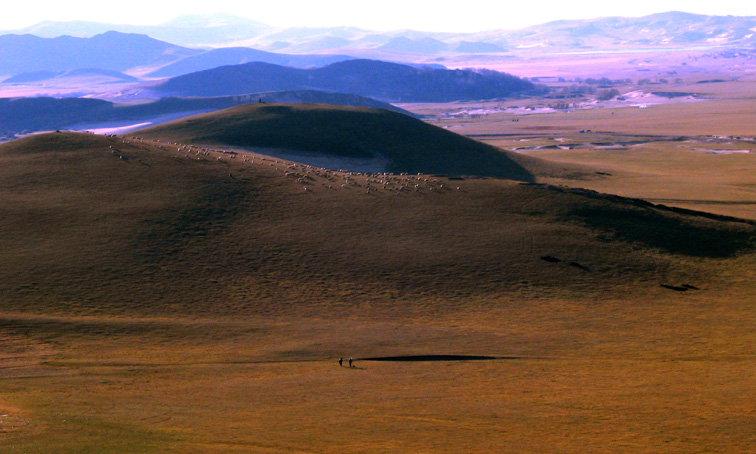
[2,90,756,454]
[4,296,756,453]
[406,78,756,220]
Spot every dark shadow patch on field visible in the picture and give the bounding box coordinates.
[569,261,591,272]
[360,355,513,362]
[661,284,700,292]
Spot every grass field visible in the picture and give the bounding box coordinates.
[3,84,756,453]
[402,78,756,221]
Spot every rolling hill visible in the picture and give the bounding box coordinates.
[1,130,752,315]
[3,129,756,453]
[0,91,412,138]
[152,59,537,102]
[4,11,756,453]
[146,47,354,78]
[133,103,546,179]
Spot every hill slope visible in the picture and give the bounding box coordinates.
[152,59,537,102]
[1,131,753,316]
[134,103,539,179]
[3,130,756,454]
[0,91,412,138]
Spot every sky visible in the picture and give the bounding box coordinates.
[4,0,756,32]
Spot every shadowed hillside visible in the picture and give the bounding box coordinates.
[135,103,543,180]
[1,131,753,316]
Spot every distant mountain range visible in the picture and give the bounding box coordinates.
[2,11,755,83]
[2,13,273,48]
[3,68,138,84]
[0,31,357,79]
[146,47,354,78]
[4,11,756,56]
[501,11,756,50]
[150,59,537,102]
[0,31,198,76]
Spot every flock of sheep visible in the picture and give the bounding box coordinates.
[112,135,463,195]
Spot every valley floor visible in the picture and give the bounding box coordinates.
[3,285,756,453]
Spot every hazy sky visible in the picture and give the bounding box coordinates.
[5,0,756,32]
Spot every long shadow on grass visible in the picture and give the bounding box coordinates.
[360,355,521,362]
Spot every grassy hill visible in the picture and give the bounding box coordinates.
[1,131,752,316]
[0,91,411,138]
[134,103,563,180]
[3,131,756,453]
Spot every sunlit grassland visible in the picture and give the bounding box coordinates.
[406,79,756,220]
[3,88,756,452]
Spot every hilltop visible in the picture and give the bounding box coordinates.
[0,91,412,139]
[134,103,551,179]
